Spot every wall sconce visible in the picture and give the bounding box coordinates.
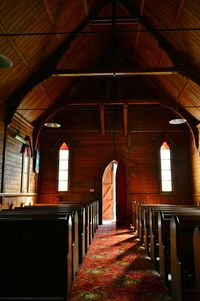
[14,133,29,145]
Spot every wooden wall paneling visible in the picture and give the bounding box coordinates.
[1,114,36,207]
[38,106,192,206]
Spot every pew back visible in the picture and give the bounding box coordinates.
[170,215,200,301]
[0,213,72,300]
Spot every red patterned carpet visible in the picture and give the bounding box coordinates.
[69,223,173,301]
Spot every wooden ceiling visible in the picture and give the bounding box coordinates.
[1,0,200,135]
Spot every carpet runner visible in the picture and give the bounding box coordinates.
[69,223,173,301]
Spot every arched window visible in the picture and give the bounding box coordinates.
[58,142,69,191]
[160,141,172,192]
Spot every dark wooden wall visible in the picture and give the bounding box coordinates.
[0,114,37,208]
[38,106,193,215]
[0,104,199,214]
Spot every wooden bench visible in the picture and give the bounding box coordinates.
[23,200,99,273]
[0,211,72,301]
[14,204,85,279]
[142,204,176,254]
[158,208,200,284]
[170,215,200,301]
[136,203,181,253]
[61,200,99,247]
[193,226,200,301]
[148,205,199,268]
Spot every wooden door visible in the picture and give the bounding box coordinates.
[116,160,127,226]
[102,163,115,221]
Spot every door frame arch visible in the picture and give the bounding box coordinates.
[102,160,118,223]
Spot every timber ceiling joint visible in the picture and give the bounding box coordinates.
[6,0,111,125]
[118,0,200,87]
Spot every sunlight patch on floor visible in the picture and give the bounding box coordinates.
[103,219,116,224]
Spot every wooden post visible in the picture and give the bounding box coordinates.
[123,104,128,136]
[100,104,105,135]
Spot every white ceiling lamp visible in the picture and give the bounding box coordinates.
[169,100,186,125]
[0,54,12,68]
[44,106,61,128]
[44,121,61,128]
[169,117,186,125]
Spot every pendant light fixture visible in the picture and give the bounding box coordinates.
[44,121,61,128]
[169,117,186,125]
[44,105,61,128]
[169,99,186,125]
[0,54,12,68]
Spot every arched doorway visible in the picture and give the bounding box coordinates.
[102,161,118,223]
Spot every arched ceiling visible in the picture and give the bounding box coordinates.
[1,0,200,135]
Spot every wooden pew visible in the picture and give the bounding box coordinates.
[130,200,139,232]
[137,203,180,253]
[133,201,141,236]
[59,202,94,251]
[30,203,87,260]
[148,205,199,268]
[158,209,200,284]
[15,204,84,279]
[170,215,200,301]
[0,211,72,301]
[193,226,200,301]
[25,200,99,268]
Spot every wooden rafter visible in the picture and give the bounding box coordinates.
[6,0,111,125]
[134,0,145,51]
[119,0,200,87]
[52,67,188,77]
[157,0,185,66]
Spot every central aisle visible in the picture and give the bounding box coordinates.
[69,223,173,301]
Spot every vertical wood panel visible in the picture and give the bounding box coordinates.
[38,107,192,208]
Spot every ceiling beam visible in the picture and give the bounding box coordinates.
[90,17,139,25]
[52,67,190,77]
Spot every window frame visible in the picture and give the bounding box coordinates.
[57,142,70,192]
[159,140,174,193]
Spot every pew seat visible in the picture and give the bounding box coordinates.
[193,226,200,301]
[0,213,72,301]
[158,209,200,284]
[170,215,200,301]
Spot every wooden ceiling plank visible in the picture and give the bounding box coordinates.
[0,23,33,71]
[176,80,191,102]
[42,0,70,69]
[82,0,89,17]
[6,0,111,125]
[157,0,185,66]
[119,0,200,88]
[134,0,145,51]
